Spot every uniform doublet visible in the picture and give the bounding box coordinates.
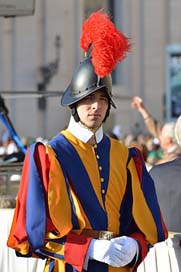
[7,129,167,272]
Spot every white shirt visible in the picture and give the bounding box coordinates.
[67,116,103,144]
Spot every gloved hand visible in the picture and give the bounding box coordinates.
[110,236,139,266]
[84,236,139,268]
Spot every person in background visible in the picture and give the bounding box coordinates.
[146,138,162,166]
[149,115,181,232]
[131,96,181,164]
[106,125,122,141]
[7,10,168,272]
[156,121,180,164]
[131,96,161,138]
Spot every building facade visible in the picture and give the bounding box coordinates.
[0,0,181,140]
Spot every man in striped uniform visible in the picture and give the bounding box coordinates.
[7,10,168,272]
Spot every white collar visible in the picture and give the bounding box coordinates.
[67,116,103,144]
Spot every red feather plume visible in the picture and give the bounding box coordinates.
[80,9,131,78]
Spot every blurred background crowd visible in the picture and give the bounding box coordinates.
[0,95,180,172]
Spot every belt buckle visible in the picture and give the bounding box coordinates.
[99,231,115,240]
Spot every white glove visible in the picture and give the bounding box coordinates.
[110,236,139,266]
[84,236,139,269]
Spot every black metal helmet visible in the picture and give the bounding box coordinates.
[61,57,116,108]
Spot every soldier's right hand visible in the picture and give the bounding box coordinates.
[86,238,129,267]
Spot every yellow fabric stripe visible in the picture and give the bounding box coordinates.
[109,266,132,272]
[43,260,50,272]
[46,145,73,237]
[105,140,128,234]
[44,259,65,272]
[62,130,105,210]
[70,187,90,231]
[47,144,90,234]
[56,260,66,272]
[11,241,30,255]
[128,159,158,244]
[43,240,64,258]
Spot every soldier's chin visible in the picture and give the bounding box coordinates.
[88,121,102,130]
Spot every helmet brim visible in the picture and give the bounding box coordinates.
[61,85,116,108]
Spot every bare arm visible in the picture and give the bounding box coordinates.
[131,96,161,138]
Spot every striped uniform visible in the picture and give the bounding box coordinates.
[7,130,168,272]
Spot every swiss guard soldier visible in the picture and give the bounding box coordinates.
[7,9,168,272]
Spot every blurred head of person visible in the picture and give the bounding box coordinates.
[174,115,181,146]
[159,122,177,151]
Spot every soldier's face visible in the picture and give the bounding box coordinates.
[76,90,109,129]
